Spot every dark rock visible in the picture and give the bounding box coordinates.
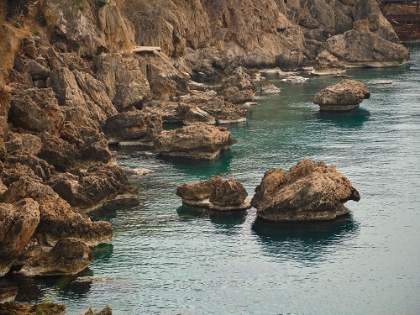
[0,302,66,315]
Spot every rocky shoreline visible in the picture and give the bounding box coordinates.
[0,0,413,312]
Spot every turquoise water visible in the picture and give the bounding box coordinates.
[6,45,420,314]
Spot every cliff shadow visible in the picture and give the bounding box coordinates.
[251,214,359,265]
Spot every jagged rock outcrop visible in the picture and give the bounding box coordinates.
[105,111,162,146]
[313,79,370,111]
[95,53,151,112]
[251,159,360,221]
[0,176,113,247]
[324,30,409,68]
[16,238,93,277]
[0,199,40,277]
[155,123,237,159]
[177,176,250,210]
[9,85,64,135]
[47,163,139,215]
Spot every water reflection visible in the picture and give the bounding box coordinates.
[176,204,247,234]
[160,149,234,179]
[315,107,371,128]
[252,215,359,265]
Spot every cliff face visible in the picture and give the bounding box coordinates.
[119,0,407,70]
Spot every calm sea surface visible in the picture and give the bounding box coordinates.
[6,45,420,314]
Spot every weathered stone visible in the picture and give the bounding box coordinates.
[252,159,360,221]
[25,60,50,81]
[105,111,162,146]
[95,53,150,112]
[183,107,216,125]
[155,123,237,160]
[9,86,64,136]
[177,176,250,211]
[313,79,370,111]
[325,30,409,67]
[84,305,113,315]
[0,199,40,277]
[0,176,113,247]
[47,163,139,215]
[17,238,93,277]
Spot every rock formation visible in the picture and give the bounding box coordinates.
[313,79,371,111]
[251,159,360,221]
[155,123,237,160]
[0,0,411,286]
[177,176,250,210]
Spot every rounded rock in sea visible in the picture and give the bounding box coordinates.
[251,159,360,222]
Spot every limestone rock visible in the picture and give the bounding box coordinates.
[155,123,237,160]
[0,199,40,277]
[9,85,64,136]
[183,107,216,125]
[325,30,409,67]
[251,159,360,221]
[26,60,50,81]
[177,176,250,211]
[313,79,370,111]
[47,163,139,216]
[95,53,151,112]
[17,238,93,277]
[0,176,113,247]
[105,111,162,146]
[84,305,113,315]
[179,91,248,124]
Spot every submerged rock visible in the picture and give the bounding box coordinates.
[313,79,370,111]
[155,123,237,160]
[0,302,66,315]
[177,176,250,211]
[251,159,360,221]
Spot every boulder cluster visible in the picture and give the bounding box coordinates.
[177,159,360,221]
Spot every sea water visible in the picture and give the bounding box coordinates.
[5,45,420,314]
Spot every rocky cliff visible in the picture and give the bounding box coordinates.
[0,0,411,283]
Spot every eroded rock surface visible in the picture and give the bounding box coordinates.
[313,79,370,111]
[251,159,360,221]
[155,123,237,160]
[177,176,250,210]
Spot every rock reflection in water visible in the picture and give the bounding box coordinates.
[176,204,247,235]
[252,214,359,264]
[315,107,371,128]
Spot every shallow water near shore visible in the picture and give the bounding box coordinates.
[5,45,420,314]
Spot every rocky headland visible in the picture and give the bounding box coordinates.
[0,0,411,312]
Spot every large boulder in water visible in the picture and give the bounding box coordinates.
[251,159,360,221]
[155,123,237,160]
[313,79,370,111]
[177,176,250,211]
